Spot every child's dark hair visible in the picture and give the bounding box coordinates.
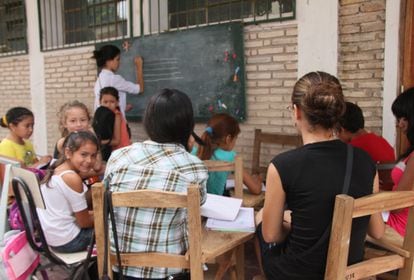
[1,107,33,128]
[339,102,365,133]
[100,86,119,101]
[143,88,195,151]
[92,45,121,68]
[42,131,99,186]
[196,113,240,160]
[392,88,414,159]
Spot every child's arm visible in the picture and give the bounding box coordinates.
[61,171,94,228]
[109,111,121,147]
[367,173,385,239]
[29,155,52,169]
[135,56,144,93]
[243,170,263,195]
[74,209,94,228]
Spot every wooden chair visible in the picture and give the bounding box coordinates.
[251,129,302,177]
[92,182,254,280]
[325,191,414,279]
[204,155,264,208]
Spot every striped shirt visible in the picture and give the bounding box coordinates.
[104,140,208,278]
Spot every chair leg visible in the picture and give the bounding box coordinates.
[214,251,234,280]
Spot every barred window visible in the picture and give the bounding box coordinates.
[146,0,295,34]
[0,0,27,56]
[39,0,128,51]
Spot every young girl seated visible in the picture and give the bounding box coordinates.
[93,86,131,161]
[37,131,98,253]
[194,113,262,195]
[0,107,51,168]
[55,100,104,178]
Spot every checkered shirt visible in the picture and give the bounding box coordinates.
[104,140,208,278]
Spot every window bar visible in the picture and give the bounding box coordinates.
[37,0,43,50]
[129,0,133,38]
[100,3,103,41]
[148,0,152,34]
[157,0,160,34]
[51,0,56,48]
[92,1,96,44]
[266,0,270,21]
[115,0,119,38]
[240,0,244,21]
[228,0,231,22]
[205,0,208,26]
[80,0,85,46]
[139,0,144,37]
[253,0,257,24]
[195,0,198,27]
[279,0,283,18]
[106,1,110,40]
[185,0,188,30]
[23,0,27,52]
[176,0,179,31]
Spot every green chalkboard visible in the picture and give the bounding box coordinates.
[99,23,246,122]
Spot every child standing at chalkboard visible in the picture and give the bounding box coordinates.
[92,44,144,117]
[193,113,262,195]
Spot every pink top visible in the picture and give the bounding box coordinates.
[114,115,131,150]
[386,152,413,236]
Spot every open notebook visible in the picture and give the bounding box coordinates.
[200,193,242,221]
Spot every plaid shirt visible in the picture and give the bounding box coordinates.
[104,140,208,278]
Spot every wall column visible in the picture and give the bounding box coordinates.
[383,0,401,147]
[297,0,338,77]
[26,1,47,154]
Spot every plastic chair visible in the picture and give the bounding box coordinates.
[325,191,414,279]
[11,166,93,279]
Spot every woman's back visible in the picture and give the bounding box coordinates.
[267,140,375,278]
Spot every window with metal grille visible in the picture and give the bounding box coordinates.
[0,0,27,56]
[146,0,295,34]
[39,0,128,51]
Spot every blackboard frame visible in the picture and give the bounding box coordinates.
[96,22,246,123]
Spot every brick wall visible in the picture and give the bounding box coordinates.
[338,0,386,134]
[0,56,30,140]
[44,47,95,153]
[235,22,298,169]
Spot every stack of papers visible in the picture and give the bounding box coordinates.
[200,194,242,221]
[206,207,255,232]
[200,194,255,232]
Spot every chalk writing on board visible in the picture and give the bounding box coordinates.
[144,58,184,83]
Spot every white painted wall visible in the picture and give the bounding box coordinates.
[383,0,401,148]
[26,1,47,155]
[297,0,338,77]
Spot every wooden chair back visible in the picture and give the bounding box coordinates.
[325,191,414,279]
[92,182,204,279]
[203,155,244,199]
[252,129,302,176]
